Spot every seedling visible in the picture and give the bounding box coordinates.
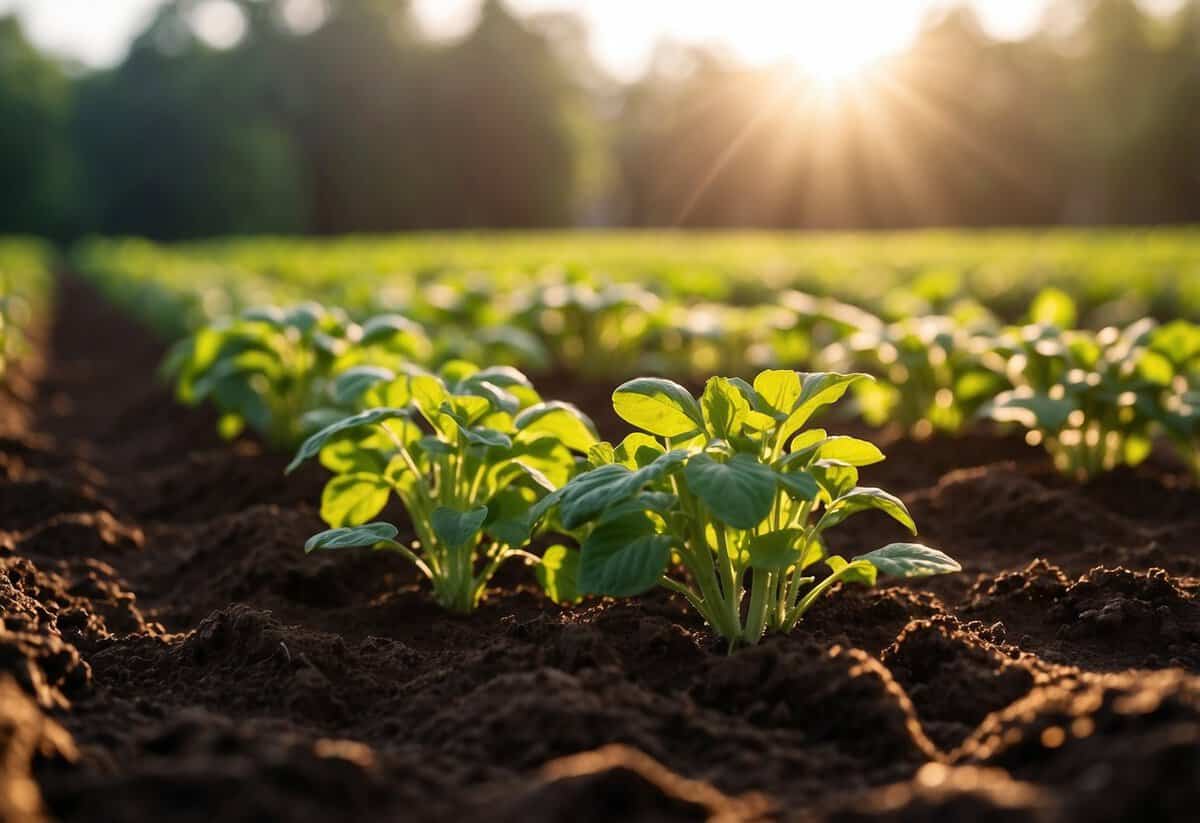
[164,303,431,448]
[288,362,598,613]
[509,278,661,376]
[821,314,1005,437]
[544,370,959,650]
[983,320,1163,480]
[1139,319,1200,475]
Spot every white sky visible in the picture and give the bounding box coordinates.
[0,0,1185,78]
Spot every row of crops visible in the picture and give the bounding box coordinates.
[0,238,53,382]
[2,230,1190,650]
[75,231,1200,325]
[75,233,1200,481]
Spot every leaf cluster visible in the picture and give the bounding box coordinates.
[290,361,598,612]
[544,369,959,649]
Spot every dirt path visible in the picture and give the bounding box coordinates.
[2,276,1200,821]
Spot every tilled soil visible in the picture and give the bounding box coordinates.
[2,277,1200,822]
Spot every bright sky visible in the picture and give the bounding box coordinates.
[0,0,1183,78]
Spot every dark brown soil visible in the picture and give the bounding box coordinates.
[2,276,1200,822]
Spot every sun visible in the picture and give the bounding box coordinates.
[717,6,909,95]
[791,35,888,92]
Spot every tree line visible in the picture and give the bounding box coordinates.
[3,0,1199,239]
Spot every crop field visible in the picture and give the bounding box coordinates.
[4,230,1200,821]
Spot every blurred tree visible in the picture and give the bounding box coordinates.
[72,1,307,239]
[0,17,77,238]
[421,0,584,227]
[3,0,1200,236]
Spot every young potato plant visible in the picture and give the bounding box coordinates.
[164,304,431,448]
[1139,320,1200,475]
[544,370,959,651]
[768,290,883,369]
[287,361,598,613]
[820,314,1007,437]
[508,279,660,377]
[982,320,1164,480]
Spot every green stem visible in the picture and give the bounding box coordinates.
[471,542,510,604]
[742,568,773,647]
[659,575,707,615]
[380,539,434,580]
[680,537,740,641]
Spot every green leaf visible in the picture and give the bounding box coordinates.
[785,428,828,457]
[288,408,410,473]
[241,305,287,327]
[484,486,539,547]
[461,365,534,391]
[411,374,449,419]
[217,413,245,441]
[444,395,491,425]
[527,486,566,530]
[462,381,520,415]
[596,491,677,525]
[799,538,825,570]
[557,464,638,530]
[742,410,777,432]
[588,441,615,467]
[1123,433,1153,466]
[578,513,673,597]
[514,402,599,453]
[1149,320,1200,366]
[321,473,392,527]
[1029,287,1077,329]
[776,469,819,500]
[431,506,489,550]
[463,426,513,449]
[614,432,665,468]
[305,522,398,553]
[301,408,354,437]
[416,435,454,456]
[283,303,324,333]
[319,434,390,475]
[853,543,960,578]
[985,390,1076,431]
[438,360,480,384]
[332,366,396,405]
[815,436,885,467]
[684,452,777,529]
[753,369,801,416]
[819,487,916,534]
[746,528,808,571]
[701,376,750,439]
[612,377,703,437]
[1138,350,1175,386]
[810,460,859,501]
[780,372,872,442]
[360,314,425,345]
[536,544,581,605]
[557,451,688,530]
[826,555,878,586]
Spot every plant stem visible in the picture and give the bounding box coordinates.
[742,568,773,646]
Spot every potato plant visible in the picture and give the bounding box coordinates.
[982,320,1164,480]
[1139,320,1200,474]
[287,362,598,613]
[542,370,959,650]
[508,278,661,376]
[821,314,1006,437]
[164,303,431,448]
